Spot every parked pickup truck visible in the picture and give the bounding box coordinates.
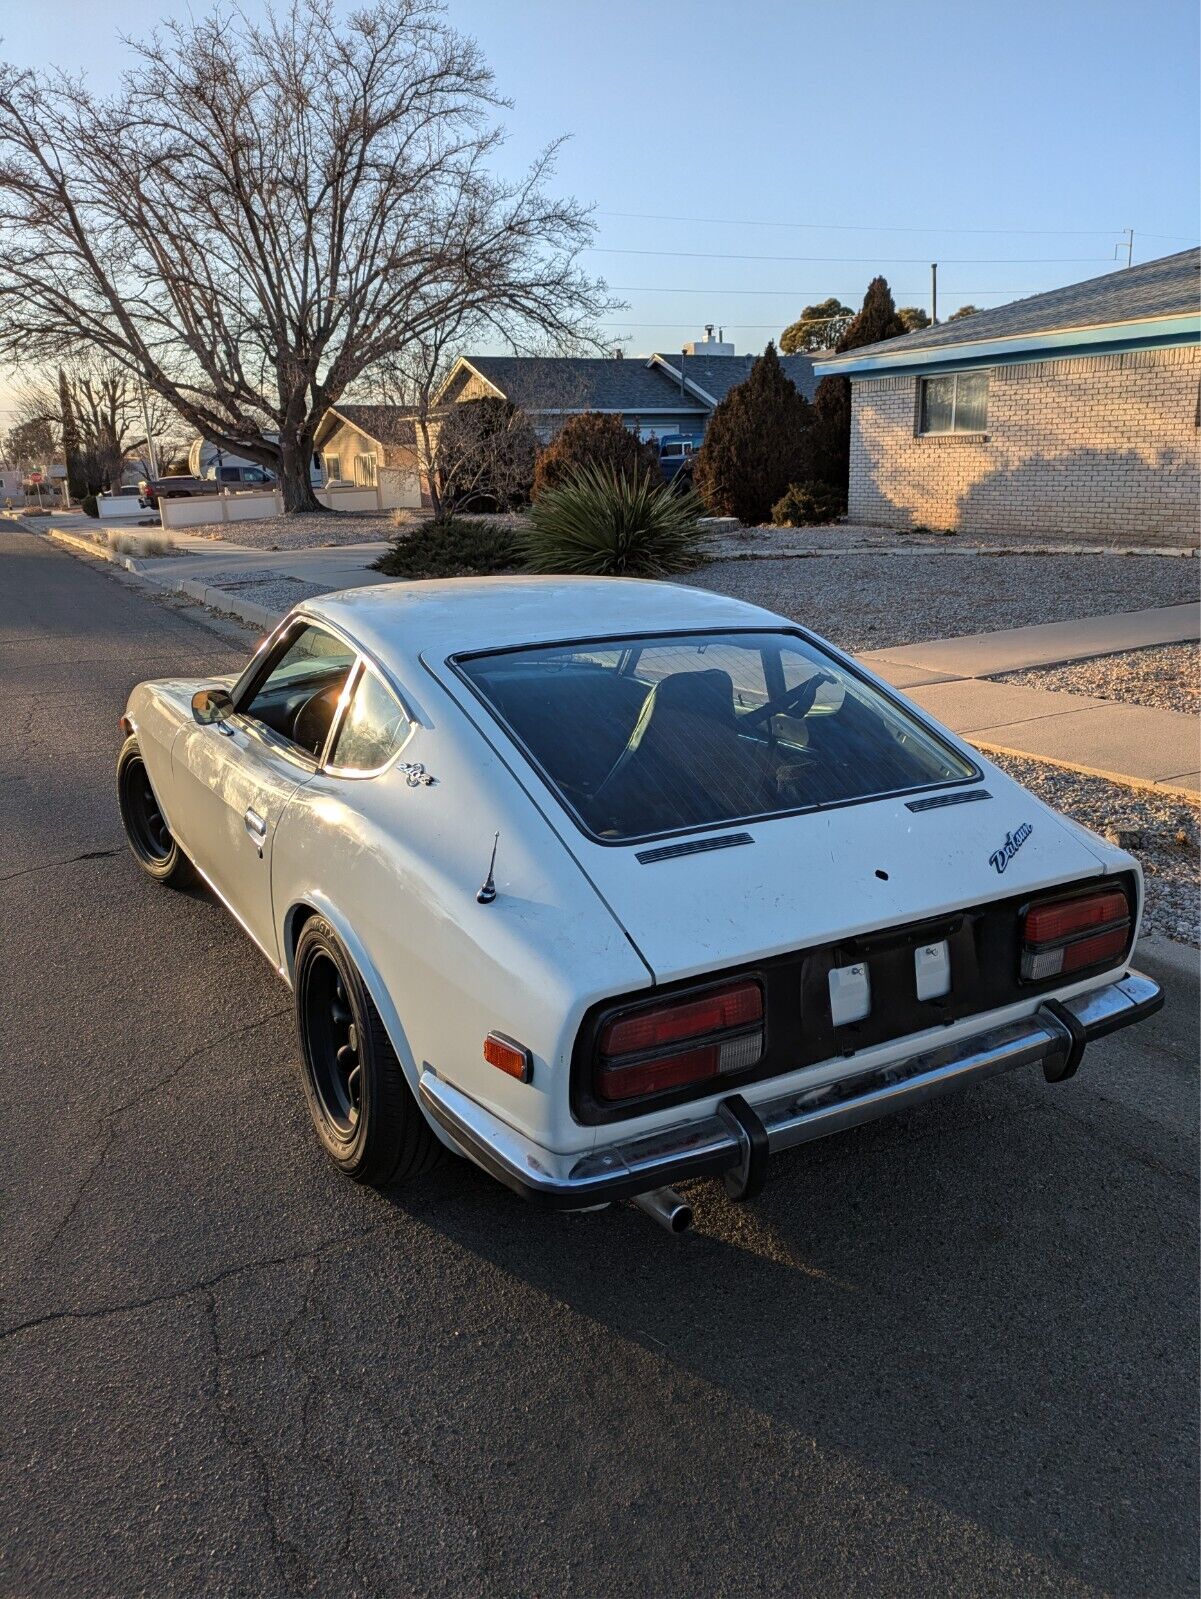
[138,464,275,509]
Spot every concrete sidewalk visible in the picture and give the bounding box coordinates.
[37,519,1201,798]
[862,608,1199,798]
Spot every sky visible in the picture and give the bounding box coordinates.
[0,0,1197,422]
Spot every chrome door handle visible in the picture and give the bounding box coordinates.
[244,807,268,855]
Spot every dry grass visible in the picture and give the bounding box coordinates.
[102,529,177,558]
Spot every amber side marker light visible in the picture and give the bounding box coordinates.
[484,1031,532,1083]
[1021,886,1131,981]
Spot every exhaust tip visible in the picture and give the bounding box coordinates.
[633,1187,694,1234]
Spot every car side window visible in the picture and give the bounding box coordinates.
[240,624,356,758]
[328,667,409,773]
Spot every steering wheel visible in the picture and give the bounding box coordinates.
[292,682,346,757]
[740,671,837,731]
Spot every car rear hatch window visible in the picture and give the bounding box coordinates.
[453,630,977,843]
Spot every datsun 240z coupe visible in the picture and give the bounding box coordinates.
[118,578,1163,1232]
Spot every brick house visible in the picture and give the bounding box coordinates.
[813,249,1200,544]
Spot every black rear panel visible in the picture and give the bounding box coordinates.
[571,871,1137,1125]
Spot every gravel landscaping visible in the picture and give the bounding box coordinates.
[988,752,1200,947]
[996,642,1199,715]
[208,510,400,549]
[700,520,1200,560]
[683,554,1201,654]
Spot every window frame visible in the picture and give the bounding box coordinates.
[917,369,990,436]
[323,454,341,482]
[353,451,379,487]
[228,613,415,777]
[446,626,983,848]
[322,659,415,778]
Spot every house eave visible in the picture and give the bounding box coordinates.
[314,406,384,451]
[812,312,1201,377]
[647,354,719,407]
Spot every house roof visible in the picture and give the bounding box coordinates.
[315,404,417,448]
[440,351,818,417]
[650,352,819,405]
[815,248,1201,375]
[445,355,706,414]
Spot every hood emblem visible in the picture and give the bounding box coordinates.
[990,822,1033,875]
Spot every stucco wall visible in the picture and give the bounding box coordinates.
[847,344,1200,544]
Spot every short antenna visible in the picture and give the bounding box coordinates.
[476,832,500,904]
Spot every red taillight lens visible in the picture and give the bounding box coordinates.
[1021,887,1131,981]
[1024,888,1129,945]
[600,980,763,1055]
[595,979,764,1103]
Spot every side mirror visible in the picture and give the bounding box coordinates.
[192,686,235,726]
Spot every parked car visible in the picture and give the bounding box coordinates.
[657,433,701,485]
[138,463,275,508]
[116,578,1162,1230]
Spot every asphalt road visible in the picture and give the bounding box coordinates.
[2,527,1197,1599]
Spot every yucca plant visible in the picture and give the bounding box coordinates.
[521,463,704,577]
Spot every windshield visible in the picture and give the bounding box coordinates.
[455,630,977,842]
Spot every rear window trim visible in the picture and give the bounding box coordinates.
[446,625,983,847]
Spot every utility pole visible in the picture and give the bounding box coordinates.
[1115,228,1134,268]
[930,262,938,324]
[137,374,160,480]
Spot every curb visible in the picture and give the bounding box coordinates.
[972,738,1200,805]
[1135,933,1200,977]
[45,526,277,631]
[708,544,1201,562]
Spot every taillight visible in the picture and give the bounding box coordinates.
[595,978,764,1102]
[1021,886,1131,981]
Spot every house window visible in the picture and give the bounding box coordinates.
[353,452,378,487]
[918,371,988,435]
[324,454,341,482]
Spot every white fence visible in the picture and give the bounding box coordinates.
[159,467,421,531]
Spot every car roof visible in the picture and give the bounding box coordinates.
[305,576,788,669]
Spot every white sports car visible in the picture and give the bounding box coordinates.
[118,577,1162,1231]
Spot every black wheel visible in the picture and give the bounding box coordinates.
[294,916,442,1186]
[116,735,194,886]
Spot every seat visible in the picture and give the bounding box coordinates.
[593,669,778,833]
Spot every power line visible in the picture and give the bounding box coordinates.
[596,210,1197,241]
[608,284,1046,297]
[590,247,1117,265]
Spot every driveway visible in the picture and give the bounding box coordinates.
[2,529,1197,1598]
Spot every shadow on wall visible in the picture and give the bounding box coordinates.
[954,445,1199,541]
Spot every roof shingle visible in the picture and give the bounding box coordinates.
[818,248,1200,366]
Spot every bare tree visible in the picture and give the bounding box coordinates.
[357,322,594,520]
[15,359,173,488]
[4,414,57,471]
[0,0,612,511]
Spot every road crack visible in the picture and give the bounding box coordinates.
[1,1215,400,1342]
[0,845,124,885]
[41,1006,290,1258]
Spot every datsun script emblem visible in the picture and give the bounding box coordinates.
[990,822,1033,875]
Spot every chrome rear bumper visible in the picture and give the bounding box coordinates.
[417,971,1163,1209]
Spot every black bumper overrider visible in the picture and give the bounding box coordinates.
[417,972,1163,1209]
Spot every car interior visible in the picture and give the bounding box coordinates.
[237,626,357,760]
[466,643,970,840]
[242,664,353,758]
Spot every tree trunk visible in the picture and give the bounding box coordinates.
[277,435,324,512]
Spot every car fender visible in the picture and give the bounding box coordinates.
[280,890,463,1152]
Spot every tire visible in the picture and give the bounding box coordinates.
[116,735,195,887]
[293,915,442,1186]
